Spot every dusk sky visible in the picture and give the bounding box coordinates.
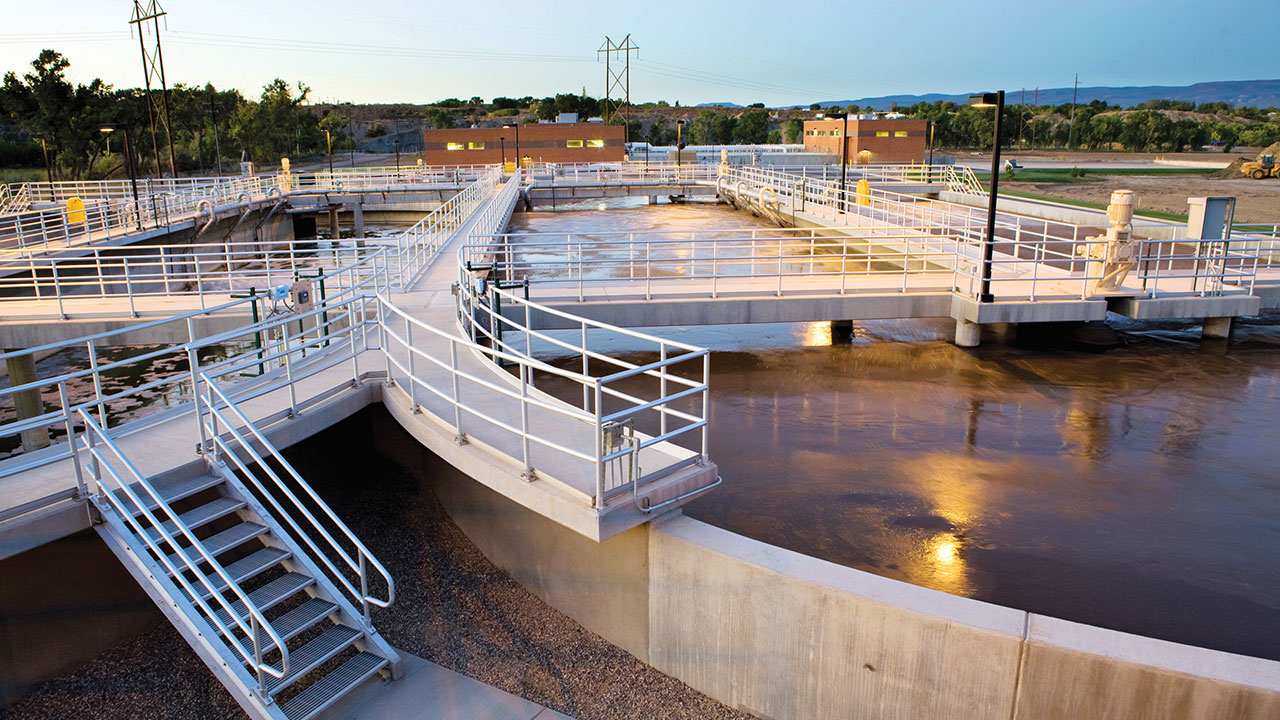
[2,0,1277,106]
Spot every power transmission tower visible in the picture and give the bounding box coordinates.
[129,0,178,177]
[598,35,639,141]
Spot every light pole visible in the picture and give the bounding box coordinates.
[969,90,1005,303]
[38,138,53,184]
[818,111,850,199]
[676,119,687,170]
[325,128,334,175]
[100,124,142,230]
[502,122,520,167]
[499,135,507,169]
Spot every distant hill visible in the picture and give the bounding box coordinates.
[808,80,1280,110]
[696,102,743,108]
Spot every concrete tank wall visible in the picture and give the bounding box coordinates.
[416,439,1280,720]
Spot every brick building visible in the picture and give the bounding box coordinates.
[421,123,625,165]
[802,117,927,164]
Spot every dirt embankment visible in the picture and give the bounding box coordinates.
[1008,173,1279,224]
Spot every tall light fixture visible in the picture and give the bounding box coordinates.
[502,122,521,167]
[817,111,850,199]
[968,91,1004,303]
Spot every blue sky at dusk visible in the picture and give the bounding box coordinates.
[2,0,1277,105]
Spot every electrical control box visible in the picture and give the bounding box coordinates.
[290,279,315,313]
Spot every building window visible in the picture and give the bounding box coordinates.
[468,141,485,150]
[894,131,909,137]
[832,130,841,137]
[566,140,584,148]
[587,139,605,148]
[876,131,889,137]
[446,142,465,151]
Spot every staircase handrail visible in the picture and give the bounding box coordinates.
[196,372,395,623]
[72,408,291,686]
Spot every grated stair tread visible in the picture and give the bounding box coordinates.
[120,474,225,516]
[280,652,387,720]
[212,572,313,630]
[176,546,291,601]
[230,598,337,653]
[145,496,246,543]
[161,521,267,570]
[263,625,362,694]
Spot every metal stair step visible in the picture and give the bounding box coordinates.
[229,598,338,653]
[212,572,314,630]
[120,474,225,516]
[161,522,268,570]
[176,546,291,601]
[263,625,362,695]
[145,497,247,544]
[280,652,388,720]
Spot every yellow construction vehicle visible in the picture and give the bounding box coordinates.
[1241,154,1277,179]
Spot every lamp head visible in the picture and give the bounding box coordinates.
[968,93,1000,108]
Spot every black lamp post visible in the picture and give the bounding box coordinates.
[676,119,687,170]
[968,90,1004,303]
[502,122,520,167]
[99,124,140,208]
[38,138,53,184]
[818,111,850,200]
[324,128,334,175]
[499,135,507,168]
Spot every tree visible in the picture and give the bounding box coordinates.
[0,49,111,179]
[782,118,803,144]
[646,116,671,146]
[230,78,321,163]
[733,108,769,144]
[766,129,782,144]
[689,110,718,145]
[424,107,454,129]
[491,97,519,110]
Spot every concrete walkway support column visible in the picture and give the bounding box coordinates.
[1202,316,1233,339]
[353,202,365,240]
[328,207,340,242]
[5,351,49,452]
[955,319,981,348]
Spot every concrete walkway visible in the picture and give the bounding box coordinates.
[318,652,572,720]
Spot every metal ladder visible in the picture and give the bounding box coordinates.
[71,373,400,720]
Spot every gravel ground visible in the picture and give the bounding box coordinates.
[2,409,753,720]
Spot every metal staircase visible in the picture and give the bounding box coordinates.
[71,373,400,720]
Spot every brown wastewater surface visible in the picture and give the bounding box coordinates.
[510,201,1280,661]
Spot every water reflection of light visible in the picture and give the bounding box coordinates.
[926,532,969,596]
[799,322,832,346]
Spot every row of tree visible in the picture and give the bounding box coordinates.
[0,50,340,180]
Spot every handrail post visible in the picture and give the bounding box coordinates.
[188,345,209,457]
[593,382,604,509]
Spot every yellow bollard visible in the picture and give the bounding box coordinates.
[66,197,87,225]
[855,179,871,206]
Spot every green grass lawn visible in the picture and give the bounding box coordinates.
[0,167,47,184]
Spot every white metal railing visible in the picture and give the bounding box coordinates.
[387,168,501,285]
[466,227,959,300]
[0,177,277,253]
[0,286,380,492]
[467,227,1259,304]
[379,282,709,506]
[72,407,292,694]
[0,238,390,316]
[196,372,393,622]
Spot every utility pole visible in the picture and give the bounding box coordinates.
[129,1,178,177]
[208,86,223,176]
[1067,73,1079,150]
[599,35,639,141]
